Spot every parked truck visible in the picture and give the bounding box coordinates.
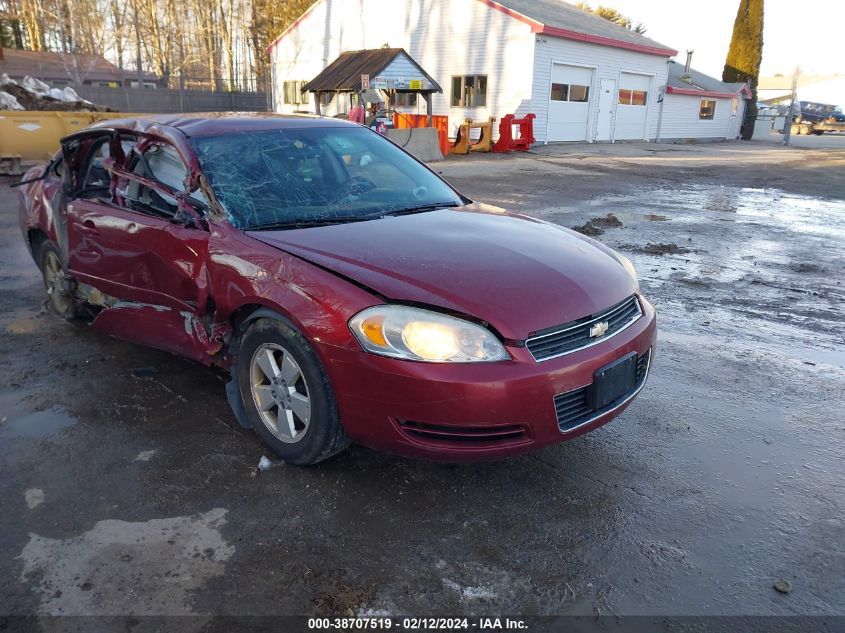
[789,101,845,135]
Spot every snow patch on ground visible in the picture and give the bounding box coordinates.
[25,488,44,509]
[19,508,233,615]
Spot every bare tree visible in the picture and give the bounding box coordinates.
[18,0,47,50]
[1,0,27,48]
[108,0,128,70]
[2,0,314,91]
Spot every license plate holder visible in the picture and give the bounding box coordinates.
[587,353,637,410]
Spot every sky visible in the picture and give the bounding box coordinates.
[602,0,842,78]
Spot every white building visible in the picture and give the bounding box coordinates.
[268,0,749,143]
[658,59,750,142]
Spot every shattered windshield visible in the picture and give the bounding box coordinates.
[190,126,464,230]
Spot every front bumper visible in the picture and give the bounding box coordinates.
[320,296,657,462]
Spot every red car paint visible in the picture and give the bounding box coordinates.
[248,205,639,340]
[17,114,656,462]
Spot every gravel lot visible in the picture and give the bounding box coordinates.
[1,139,843,627]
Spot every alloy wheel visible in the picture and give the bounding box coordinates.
[249,343,311,443]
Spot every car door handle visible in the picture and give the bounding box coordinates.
[79,220,100,236]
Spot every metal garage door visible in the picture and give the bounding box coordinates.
[615,73,651,140]
[547,64,594,142]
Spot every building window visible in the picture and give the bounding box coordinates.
[283,80,306,105]
[451,75,487,107]
[731,97,739,115]
[618,89,648,106]
[699,99,716,120]
[550,83,590,103]
[393,92,417,108]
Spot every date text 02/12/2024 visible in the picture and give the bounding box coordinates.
[307,617,529,630]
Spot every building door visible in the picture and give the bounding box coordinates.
[615,73,651,140]
[595,79,617,141]
[547,64,593,142]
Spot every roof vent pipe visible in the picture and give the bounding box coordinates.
[681,50,693,82]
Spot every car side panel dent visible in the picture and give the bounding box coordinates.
[207,229,381,358]
[209,231,384,431]
[90,300,225,361]
[17,166,61,259]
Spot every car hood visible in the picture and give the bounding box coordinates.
[246,204,637,340]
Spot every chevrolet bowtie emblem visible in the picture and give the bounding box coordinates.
[589,321,609,338]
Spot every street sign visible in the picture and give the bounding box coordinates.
[361,74,370,90]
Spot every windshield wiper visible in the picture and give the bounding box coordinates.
[249,214,382,231]
[381,202,462,217]
[248,203,462,230]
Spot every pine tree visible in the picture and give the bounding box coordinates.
[723,0,764,140]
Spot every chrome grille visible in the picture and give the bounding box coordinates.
[555,350,651,433]
[554,349,651,433]
[526,296,642,361]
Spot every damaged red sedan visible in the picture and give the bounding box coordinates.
[16,114,655,465]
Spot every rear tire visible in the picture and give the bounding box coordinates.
[39,241,83,320]
[236,317,350,465]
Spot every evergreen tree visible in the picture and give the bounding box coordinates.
[723,0,764,140]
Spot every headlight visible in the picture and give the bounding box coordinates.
[349,305,510,363]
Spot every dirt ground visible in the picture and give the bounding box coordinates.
[1,139,843,627]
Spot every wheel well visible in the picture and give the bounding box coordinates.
[228,303,273,338]
[27,229,49,268]
[227,303,304,347]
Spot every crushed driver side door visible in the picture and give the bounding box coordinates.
[63,131,221,363]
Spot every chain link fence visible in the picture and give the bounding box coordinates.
[73,85,270,114]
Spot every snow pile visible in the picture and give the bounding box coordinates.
[0,73,106,111]
[0,90,23,110]
[21,75,52,95]
[51,86,92,104]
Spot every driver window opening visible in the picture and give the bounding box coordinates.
[123,144,207,219]
[78,135,138,199]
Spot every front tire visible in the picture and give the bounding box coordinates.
[236,317,350,465]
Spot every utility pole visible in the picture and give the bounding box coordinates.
[783,67,799,147]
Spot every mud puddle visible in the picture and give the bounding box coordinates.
[1,407,76,439]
